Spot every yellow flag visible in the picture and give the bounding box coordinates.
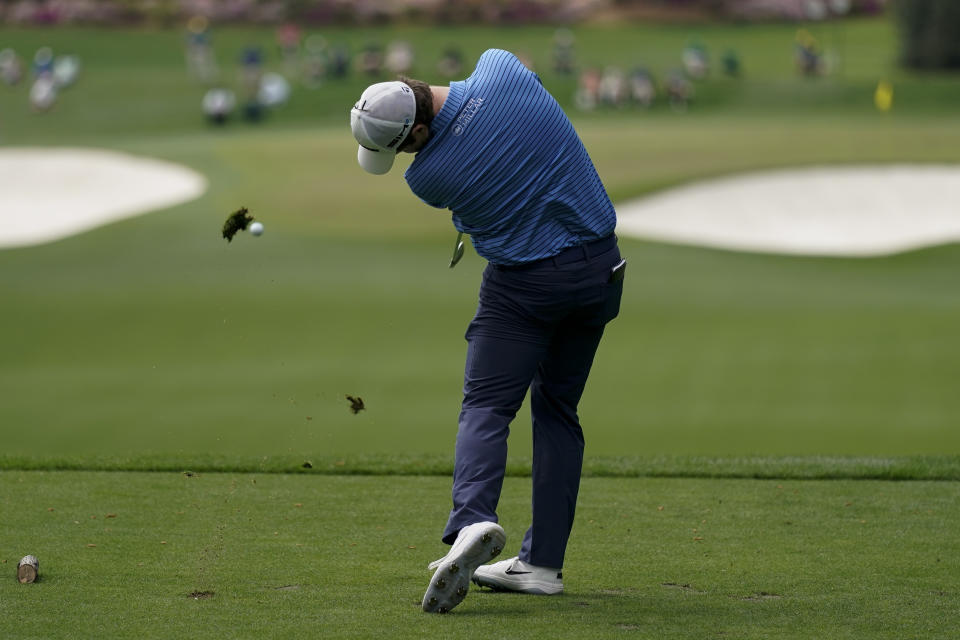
[874,81,893,112]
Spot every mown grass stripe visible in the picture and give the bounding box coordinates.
[2,454,958,481]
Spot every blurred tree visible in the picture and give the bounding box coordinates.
[894,0,960,70]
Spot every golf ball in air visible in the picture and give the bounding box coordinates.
[249,222,264,236]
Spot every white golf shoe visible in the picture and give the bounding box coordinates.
[421,522,506,613]
[472,556,564,595]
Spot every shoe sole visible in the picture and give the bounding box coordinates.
[422,524,506,613]
[472,573,563,595]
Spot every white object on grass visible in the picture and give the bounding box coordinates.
[616,165,960,257]
[0,147,206,248]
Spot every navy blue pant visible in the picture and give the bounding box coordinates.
[442,235,624,568]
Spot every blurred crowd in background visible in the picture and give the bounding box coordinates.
[0,14,866,121]
[0,29,879,123]
[4,0,956,124]
[0,42,80,111]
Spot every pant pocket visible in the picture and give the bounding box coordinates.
[601,278,624,324]
[583,277,624,328]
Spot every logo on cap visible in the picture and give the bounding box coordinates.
[386,119,412,149]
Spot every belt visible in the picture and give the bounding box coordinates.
[495,235,617,271]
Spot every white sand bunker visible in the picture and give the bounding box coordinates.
[616,165,960,256]
[0,147,207,248]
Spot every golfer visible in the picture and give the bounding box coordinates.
[350,48,624,613]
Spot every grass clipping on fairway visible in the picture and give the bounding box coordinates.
[222,207,254,242]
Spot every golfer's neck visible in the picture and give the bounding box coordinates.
[430,85,450,117]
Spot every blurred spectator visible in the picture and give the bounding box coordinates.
[722,49,741,77]
[185,15,217,82]
[682,40,709,79]
[258,72,291,109]
[385,40,415,75]
[574,67,601,111]
[32,46,54,77]
[202,87,236,125]
[239,46,264,121]
[599,66,627,107]
[30,47,56,111]
[794,28,823,76]
[552,28,576,75]
[437,46,463,78]
[328,44,351,78]
[358,42,384,77]
[665,70,693,112]
[0,48,23,85]
[301,35,329,88]
[276,22,301,75]
[629,67,656,108]
[52,54,80,89]
[30,75,56,111]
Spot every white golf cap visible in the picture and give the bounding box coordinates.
[350,81,416,175]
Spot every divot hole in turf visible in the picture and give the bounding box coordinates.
[661,582,704,594]
[273,585,300,591]
[738,592,782,601]
[189,590,215,600]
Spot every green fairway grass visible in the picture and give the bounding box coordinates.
[1,471,957,639]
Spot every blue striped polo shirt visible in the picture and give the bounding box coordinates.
[404,49,616,266]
